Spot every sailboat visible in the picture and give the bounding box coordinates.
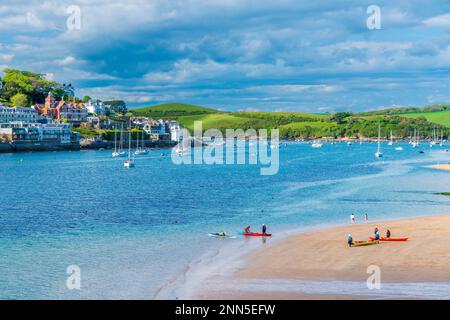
[375,121,383,158]
[124,127,135,168]
[388,131,394,146]
[112,124,127,157]
[411,128,419,148]
[135,130,148,155]
[312,140,323,148]
[429,128,437,147]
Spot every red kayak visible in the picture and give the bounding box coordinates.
[243,232,272,237]
[370,237,408,241]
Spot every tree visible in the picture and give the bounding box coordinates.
[1,69,59,104]
[329,112,353,124]
[82,96,92,103]
[10,93,30,107]
[104,100,127,114]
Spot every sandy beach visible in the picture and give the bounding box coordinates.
[240,214,450,282]
[428,164,450,171]
[194,214,450,300]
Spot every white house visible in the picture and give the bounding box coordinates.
[168,121,182,142]
[85,99,108,115]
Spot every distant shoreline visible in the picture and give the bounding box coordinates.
[0,139,176,153]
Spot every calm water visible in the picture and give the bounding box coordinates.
[0,142,449,299]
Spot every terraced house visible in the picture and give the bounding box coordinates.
[0,106,39,124]
[34,92,88,125]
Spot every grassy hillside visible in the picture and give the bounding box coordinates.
[177,114,268,132]
[130,103,220,119]
[397,110,450,128]
[280,121,339,138]
[128,102,449,139]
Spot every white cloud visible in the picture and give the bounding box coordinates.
[57,55,77,66]
[423,13,450,28]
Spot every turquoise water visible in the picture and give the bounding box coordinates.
[0,142,449,299]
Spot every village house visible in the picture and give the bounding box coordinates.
[0,122,79,144]
[0,106,39,124]
[85,99,109,115]
[34,92,88,125]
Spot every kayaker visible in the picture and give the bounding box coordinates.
[386,229,391,238]
[244,226,251,234]
[374,226,379,234]
[348,234,353,247]
[262,224,267,235]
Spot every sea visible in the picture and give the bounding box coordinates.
[0,141,449,299]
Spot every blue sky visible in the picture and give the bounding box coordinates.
[2,0,450,112]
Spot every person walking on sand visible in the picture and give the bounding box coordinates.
[262,224,267,235]
[365,213,369,222]
[350,213,356,224]
[386,229,391,239]
[348,234,353,247]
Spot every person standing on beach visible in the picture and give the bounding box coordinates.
[374,231,380,241]
[348,234,353,247]
[374,225,379,234]
[386,229,391,239]
[350,213,356,224]
[262,224,267,235]
[365,213,368,222]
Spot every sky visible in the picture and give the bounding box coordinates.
[2,0,450,112]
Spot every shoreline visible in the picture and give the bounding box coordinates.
[427,164,450,171]
[186,214,450,300]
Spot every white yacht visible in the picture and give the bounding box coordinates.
[375,122,383,158]
[124,128,135,168]
[135,131,149,155]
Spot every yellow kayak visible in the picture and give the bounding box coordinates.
[352,240,379,247]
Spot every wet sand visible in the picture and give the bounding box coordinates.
[428,164,450,171]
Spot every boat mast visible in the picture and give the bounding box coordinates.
[128,126,132,161]
[114,125,117,153]
[377,121,381,153]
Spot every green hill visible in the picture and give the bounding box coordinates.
[130,103,220,119]
[178,113,271,132]
[129,102,449,139]
[397,110,450,128]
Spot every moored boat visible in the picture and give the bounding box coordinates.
[243,232,272,237]
[370,237,408,242]
[351,240,379,247]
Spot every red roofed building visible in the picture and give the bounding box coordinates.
[34,93,88,124]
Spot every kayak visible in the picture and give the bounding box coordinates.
[370,237,408,242]
[352,240,379,247]
[243,232,272,237]
[208,233,236,239]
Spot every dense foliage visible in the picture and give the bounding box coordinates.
[103,100,128,114]
[0,69,61,106]
[131,103,219,118]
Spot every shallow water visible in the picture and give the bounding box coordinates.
[0,142,449,299]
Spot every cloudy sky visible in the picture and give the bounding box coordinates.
[1,0,450,112]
